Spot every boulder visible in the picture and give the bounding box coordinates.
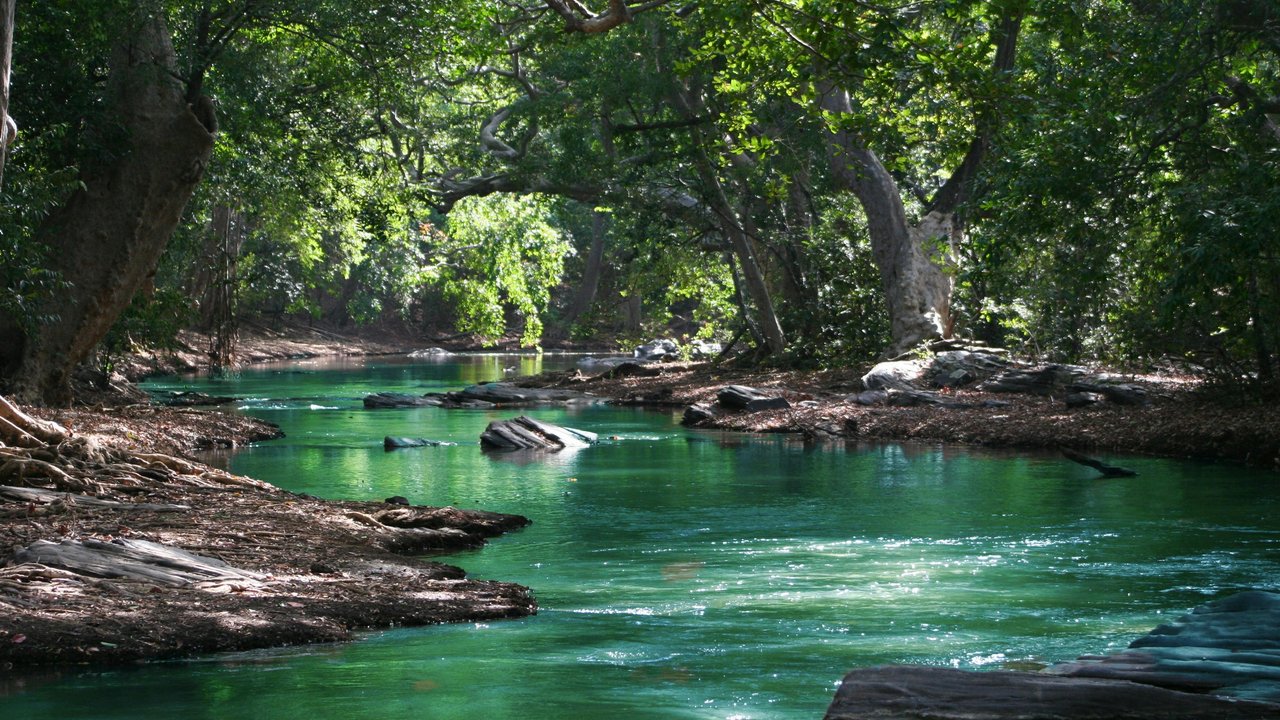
[979,364,1087,395]
[824,665,1277,720]
[717,385,791,411]
[383,436,457,450]
[408,347,452,358]
[861,360,928,391]
[363,392,439,409]
[479,416,597,451]
[925,351,1009,389]
[634,338,680,361]
[689,339,723,359]
[681,403,719,426]
[851,390,889,406]
[1072,381,1150,406]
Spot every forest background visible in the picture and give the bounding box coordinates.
[0,0,1277,406]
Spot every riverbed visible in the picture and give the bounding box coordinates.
[4,354,1278,719]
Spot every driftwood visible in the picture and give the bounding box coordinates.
[1061,448,1138,477]
[0,485,190,512]
[12,538,264,587]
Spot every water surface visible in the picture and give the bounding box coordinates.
[4,354,1277,719]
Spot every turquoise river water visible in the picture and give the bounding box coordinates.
[2,353,1278,719]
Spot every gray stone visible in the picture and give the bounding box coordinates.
[1066,391,1105,408]
[634,338,680,361]
[862,359,928,391]
[407,347,452,357]
[363,392,439,409]
[681,403,718,426]
[479,416,597,451]
[824,665,1278,720]
[383,436,457,450]
[717,385,790,411]
[852,390,889,406]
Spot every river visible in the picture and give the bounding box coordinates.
[3,354,1278,719]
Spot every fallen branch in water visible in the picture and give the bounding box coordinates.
[1061,447,1138,477]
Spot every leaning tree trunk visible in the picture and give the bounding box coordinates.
[552,210,609,338]
[6,14,215,405]
[819,85,958,356]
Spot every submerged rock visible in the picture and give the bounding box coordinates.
[824,665,1277,720]
[861,359,929,391]
[383,436,457,450]
[479,416,598,451]
[363,392,438,409]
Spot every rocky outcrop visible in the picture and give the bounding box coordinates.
[479,416,598,451]
[1049,591,1280,703]
[826,591,1280,718]
[824,666,1277,719]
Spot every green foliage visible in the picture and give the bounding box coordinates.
[436,194,571,346]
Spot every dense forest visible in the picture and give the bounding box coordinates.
[0,0,1277,405]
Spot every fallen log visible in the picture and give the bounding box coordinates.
[12,538,264,587]
[0,485,190,512]
[1062,448,1138,477]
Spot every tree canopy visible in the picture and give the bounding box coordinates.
[1,0,1277,403]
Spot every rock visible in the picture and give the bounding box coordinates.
[1049,591,1280,703]
[862,359,928,391]
[1066,391,1105,408]
[408,347,452,358]
[1072,381,1150,406]
[689,339,723,359]
[824,665,1277,720]
[384,496,410,505]
[717,385,791,411]
[577,356,632,370]
[979,364,1087,395]
[383,436,457,450]
[634,338,680,361]
[682,403,719,426]
[155,391,237,407]
[363,392,438,409]
[601,362,662,379]
[852,390,889,406]
[926,351,1009,389]
[453,383,599,406]
[479,416,598,451]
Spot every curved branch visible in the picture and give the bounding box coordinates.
[543,0,675,33]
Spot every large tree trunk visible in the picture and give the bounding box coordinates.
[0,0,14,190]
[820,85,954,355]
[3,14,215,404]
[554,210,609,337]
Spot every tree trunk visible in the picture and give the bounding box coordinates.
[4,14,215,404]
[819,85,955,356]
[554,210,609,337]
[0,0,14,191]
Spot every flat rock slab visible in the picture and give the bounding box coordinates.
[717,385,791,411]
[824,666,1278,719]
[453,383,599,406]
[1049,591,1280,702]
[479,415,598,451]
[364,392,439,409]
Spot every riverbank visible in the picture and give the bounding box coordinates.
[518,360,1280,469]
[0,396,535,668]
